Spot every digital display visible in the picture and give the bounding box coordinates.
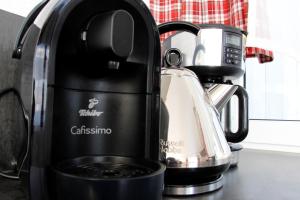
[226,34,241,47]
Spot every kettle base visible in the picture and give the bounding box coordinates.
[163,175,223,196]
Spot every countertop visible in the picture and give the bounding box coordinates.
[1,149,300,200]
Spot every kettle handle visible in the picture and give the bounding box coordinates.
[157,21,200,35]
[0,88,30,179]
[224,86,249,143]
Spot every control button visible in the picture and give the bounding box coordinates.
[226,48,233,53]
[226,47,241,54]
[226,59,233,64]
[233,49,241,54]
[226,53,235,58]
[233,54,240,59]
[233,60,241,65]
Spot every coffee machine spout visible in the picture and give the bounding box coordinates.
[207,84,238,113]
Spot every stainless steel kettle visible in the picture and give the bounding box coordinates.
[160,66,236,195]
[158,22,244,196]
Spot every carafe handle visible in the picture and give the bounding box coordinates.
[158,21,200,35]
[225,85,249,143]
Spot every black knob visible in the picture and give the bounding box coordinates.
[164,48,182,67]
[83,10,134,61]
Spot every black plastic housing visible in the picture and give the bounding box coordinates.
[49,156,165,200]
[84,10,134,61]
[15,0,164,199]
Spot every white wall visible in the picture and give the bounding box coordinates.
[0,0,41,17]
[243,120,300,153]
[246,0,300,120]
[243,0,300,153]
[143,0,150,7]
[0,0,151,17]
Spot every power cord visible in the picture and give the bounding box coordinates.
[0,88,30,179]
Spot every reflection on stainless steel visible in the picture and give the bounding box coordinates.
[34,0,60,28]
[229,143,243,167]
[162,28,246,69]
[162,31,196,67]
[194,29,223,66]
[230,150,240,166]
[164,175,223,196]
[207,84,238,113]
[161,29,224,67]
[160,67,233,169]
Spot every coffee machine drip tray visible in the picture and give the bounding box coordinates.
[49,156,165,200]
[55,156,156,179]
[164,175,223,196]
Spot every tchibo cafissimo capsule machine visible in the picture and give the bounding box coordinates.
[10,0,165,199]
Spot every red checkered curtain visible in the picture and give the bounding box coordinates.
[149,0,273,63]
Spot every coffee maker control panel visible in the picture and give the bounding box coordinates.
[225,47,241,65]
[223,32,243,67]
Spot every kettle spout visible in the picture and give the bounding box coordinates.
[207,84,238,112]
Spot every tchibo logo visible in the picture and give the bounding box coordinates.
[79,98,103,117]
[88,98,99,109]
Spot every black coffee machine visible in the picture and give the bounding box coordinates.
[9,0,165,199]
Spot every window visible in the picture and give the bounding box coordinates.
[246,0,300,120]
